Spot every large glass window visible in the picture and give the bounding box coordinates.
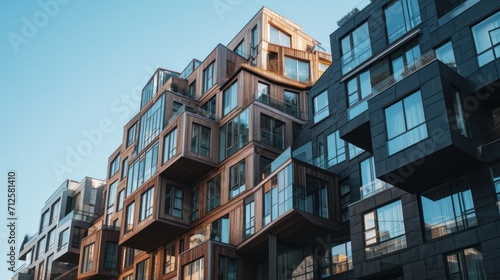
[435,41,457,70]
[341,22,372,74]
[165,185,183,218]
[347,70,371,120]
[218,256,237,280]
[385,91,427,155]
[284,90,300,117]
[109,154,120,177]
[313,91,329,123]
[136,259,147,280]
[491,162,500,214]
[127,142,159,196]
[270,25,291,47]
[446,247,487,280]
[263,165,294,226]
[261,114,285,149]
[223,81,238,116]
[125,202,135,232]
[219,109,249,161]
[305,176,329,218]
[163,128,177,163]
[140,187,154,221]
[211,216,229,243]
[234,39,245,58]
[391,45,421,80]
[50,199,60,223]
[127,124,136,148]
[46,228,55,251]
[183,258,204,280]
[191,124,210,157]
[320,241,352,278]
[123,247,134,268]
[164,243,176,274]
[251,25,258,59]
[203,62,215,93]
[326,130,346,167]
[201,97,216,120]
[206,175,221,212]
[284,57,310,82]
[364,200,406,259]
[58,228,69,250]
[244,197,255,238]
[107,180,118,210]
[229,161,245,199]
[384,0,421,43]
[137,94,165,152]
[360,157,391,199]
[37,236,45,257]
[472,11,500,67]
[81,243,95,273]
[421,177,477,240]
[104,242,118,270]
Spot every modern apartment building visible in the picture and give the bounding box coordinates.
[12,177,104,280]
[291,0,500,279]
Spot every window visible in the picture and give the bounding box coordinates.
[108,180,118,209]
[140,187,154,221]
[391,44,421,80]
[50,199,60,223]
[163,128,177,163]
[229,161,245,199]
[46,228,55,251]
[123,247,134,268]
[284,57,310,82]
[421,177,477,240]
[306,175,329,218]
[206,175,221,212]
[104,242,118,270]
[127,124,136,147]
[164,244,176,274]
[314,133,326,169]
[37,261,45,280]
[341,22,372,74]
[188,80,196,98]
[211,216,229,243]
[251,25,258,59]
[37,236,45,257]
[127,142,159,196]
[190,226,210,249]
[348,143,364,159]
[58,228,69,249]
[109,154,120,177]
[201,97,216,120]
[125,202,135,232]
[451,87,469,137]
[261,114,285,149]
[244,197,255,238]
[436,0,468,18]
[183,258,204,280]
[284,90,300,117]
[360,157,391,198]
[218,256,237,280]
[364,200,406,259]
[320,241,352,278]
[190,187,199,221]
[136,259,147,280]
[165,185,183,218]
[472,11,500,67]
[219,109,249,161]
[117,190,124,211]
[327,131,346,167]
[491,162,500,213]
[234,39,245,58]
[223,81,238,116]
[339,181,351,223]
[137,94,165,151]
[384,0,421,43]
[72,227,87,249]
[347,70,371,120]
[191,124,210,157]
[40,210,49,232]
[203,62,215,93]
[269,25,290,47]
[121,157,128,179]
[313,91,329,123]
[263,165,295,226]
[446,247,487,280]
[435,41,457,70]
[81,243,95,273]
[385,91,427,155]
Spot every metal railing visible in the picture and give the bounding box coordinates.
[254,91,299,118]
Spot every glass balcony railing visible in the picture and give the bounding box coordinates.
[58,210,100,226]
[255,91,300,118]
[168,105,217,125]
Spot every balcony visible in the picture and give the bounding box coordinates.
[77,225,120,280]
[159,105,218,185]
[254,91,300,118]
[369,60,482,192]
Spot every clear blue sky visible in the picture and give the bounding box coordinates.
[0,0,361,274]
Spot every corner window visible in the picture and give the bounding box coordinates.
[165,185,183,218]
[284,57,310,82]
[446,247,487,280]
[364,200,406,259]
[341,22,372,75]
[313,91,329,123]
[472,11,500,67]
[109,154,120,177]
[229,161,245,199]
[137,94,165,152]
[326,130,346,167]
[384,0,421,43]
[435,41,457,71]
[201,96,216,120]
[127,142,159,196]
[347,70,371,120]
[163,128,178,163]
[269,25,291,47]
[203,62,215,93]
[206,175,221,212]
[191,124,210,157]
[211,216,229,243]
[139,187,154,221]
[223,81,238,116]
[385,91,427,155]
[421,177,477,240]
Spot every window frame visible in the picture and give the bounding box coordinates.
[229,160,246,199]
[206,175,221,212]
[203,61,215,93]
[191,123,211,157]
[139,186,154,221]
[313,90,329,123]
